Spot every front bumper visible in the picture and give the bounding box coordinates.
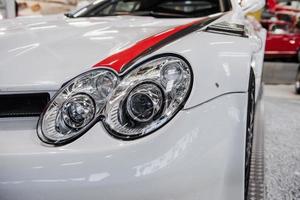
[265,51,297,59]
[0,93,247,200]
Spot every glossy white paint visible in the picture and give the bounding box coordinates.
[0,93,247,200]
[0,13,266,106]
[0,15,196,92]
[0,0,266,199]
[118,13,266,107]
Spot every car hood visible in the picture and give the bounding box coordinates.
[0,15,197,92]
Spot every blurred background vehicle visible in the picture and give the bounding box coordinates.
[267,0,300,12]
[276,11,300,26]
[262,0,300,62]
[276,0,300,12]
[263,21,300,61]
[261,10,300,29]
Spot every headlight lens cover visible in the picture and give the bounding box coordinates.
[38,55,192,145]
[38,70,119,145]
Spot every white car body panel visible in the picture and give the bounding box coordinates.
[0,15,194,92]
[0,0,266,199]
[0,93,247,200]
[0,13,266,107]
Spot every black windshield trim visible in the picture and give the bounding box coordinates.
[68,0,232,18]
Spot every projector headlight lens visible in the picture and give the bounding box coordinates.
[126,83,164,123]
[60,94,95,130]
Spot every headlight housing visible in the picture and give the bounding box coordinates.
[38,55,193,145]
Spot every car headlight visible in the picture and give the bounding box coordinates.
[38,55,193,145]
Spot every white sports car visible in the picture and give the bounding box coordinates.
[0,0,266,200]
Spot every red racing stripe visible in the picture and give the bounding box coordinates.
[93,17,216,73]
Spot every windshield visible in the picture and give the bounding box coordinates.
[69,0,231,18]
[276,13,294,23]
[270,24,290,34]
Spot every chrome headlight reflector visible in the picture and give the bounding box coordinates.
[38,55,192,145]
[104,56,192,139]
[38,70,118,145]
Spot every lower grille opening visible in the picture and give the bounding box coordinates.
[0,93,50,118]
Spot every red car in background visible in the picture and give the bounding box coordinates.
[276,10,300,26]
[267,0,300,13]
[261,10,300,28]
[262,3,300,61]
[263,20,300,61]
